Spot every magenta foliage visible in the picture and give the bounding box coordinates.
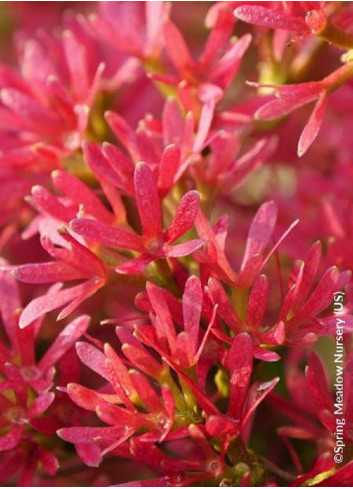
[0,1,353,487]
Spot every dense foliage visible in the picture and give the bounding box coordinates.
[0,1,353,486]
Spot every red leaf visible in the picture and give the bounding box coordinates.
[305,352,332,413]
[129,370,163,414]
[206,278,242,331]
[246,274,269,328]
[226,333,253,421]
[242,378,279,427]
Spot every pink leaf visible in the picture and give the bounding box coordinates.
[241,201,277,271]
[58,231,106,278]
[13,262,86,284]
[56,279,104,321]
[104,343,136,409]
[38,315,90,372]
[75,341,109,380]
[162,99,184,146]
[31,185,73,222]
[70,218,144,252]
[105,111,138,160]
[67,383,119,411]
[75,442,102,467]
[255,90,318,120]
[83,141,123,189]
[163,21,194,76]
[102,142,134,195]
[62,30,89,101]
[115,253,154,275]
[297,92,327,157]
[193,99,216,153]
[199,8,235,70]
[234,6,307,32]
[167,190,200,242]
[0,425,23,451]
[95,402,140,429]
[22,39,58,86]
[295,242,322,308]
[0,88,62,134]
[182,276,203,359]
[205,414,238,438]
[58,426,122,444]
[0,259,21,345]
[211,34,252,90]
[52,170,114,224]
[38,449,59,475]
[158,144,180,196]
[19,280,101,328]
[253,346,281,362]
[167,239,204,257]
[147,282,176,351]
[122,343,163,379]
[134,163,162,240]
[27,392,55,419]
